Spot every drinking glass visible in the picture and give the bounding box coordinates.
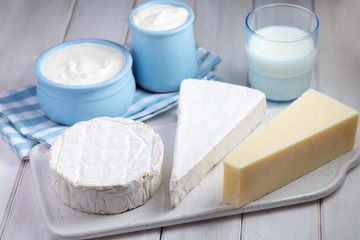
[245,4,319,102]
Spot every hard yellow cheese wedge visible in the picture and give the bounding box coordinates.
[223,89,359,208]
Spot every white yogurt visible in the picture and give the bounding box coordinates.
[131,4,189,31]
[42,43,125,86]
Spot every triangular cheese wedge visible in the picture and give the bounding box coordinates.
[223,89,359,208]
[170,79,266,207]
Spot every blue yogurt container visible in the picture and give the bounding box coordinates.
[35,39,135,125]
[128,0,198,92]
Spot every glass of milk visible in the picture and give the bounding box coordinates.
[245,4,319,102]
[128,1,197,93]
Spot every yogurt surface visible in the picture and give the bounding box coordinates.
[131,4,189,31]
[42,43,125,86]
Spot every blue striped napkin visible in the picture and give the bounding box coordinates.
[0,45,221,160]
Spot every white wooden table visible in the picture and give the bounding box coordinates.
[1,0,359,239]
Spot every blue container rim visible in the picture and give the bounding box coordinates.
[128,0,195,36]
[245,3,319,43]
[35,38,133,90]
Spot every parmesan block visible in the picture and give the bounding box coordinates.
[170,79,266,207]
[49,117,163,214]
[223,89,359,208]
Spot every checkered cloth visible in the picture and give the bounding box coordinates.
[0,45,221,160]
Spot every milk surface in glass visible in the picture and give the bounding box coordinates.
[246,25,317,102]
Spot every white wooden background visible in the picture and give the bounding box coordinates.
[0,0,359,239]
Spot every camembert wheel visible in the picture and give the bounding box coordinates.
[49,117,164,214]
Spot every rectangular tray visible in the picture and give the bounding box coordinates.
[29,109,360,239]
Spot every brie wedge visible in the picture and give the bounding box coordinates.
[49,117,164,214]
[169,79,266,207]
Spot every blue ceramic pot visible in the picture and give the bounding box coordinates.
[35,39,135,125]
[128,1,198,93]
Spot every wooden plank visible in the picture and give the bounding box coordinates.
[255,0,313,9]
[0,137,24,236]
[192,0,253,86]
[99,229,161,240]
[242,202,320,240]
[0,0,75,91]
[0,0,74,238]
[315,0,360,133]
[162,215,241,240]
[315,0,360,239]
[1,162,53,239]
[321,166,360,240]
[65,0,134,44]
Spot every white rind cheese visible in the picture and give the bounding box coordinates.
[169,79,266,207]
[49,117,164,214]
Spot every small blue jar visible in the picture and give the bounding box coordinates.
[128,0,198,93]
[35,39,135,126]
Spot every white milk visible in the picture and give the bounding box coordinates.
[131,4,189,31]
[42,43,125,86]
[246,25,317,101]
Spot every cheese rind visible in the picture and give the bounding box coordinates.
[223,89,359,208]
[170,79,266,207]
[49,117,163,214]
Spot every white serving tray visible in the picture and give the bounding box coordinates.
[29,109,360,239]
